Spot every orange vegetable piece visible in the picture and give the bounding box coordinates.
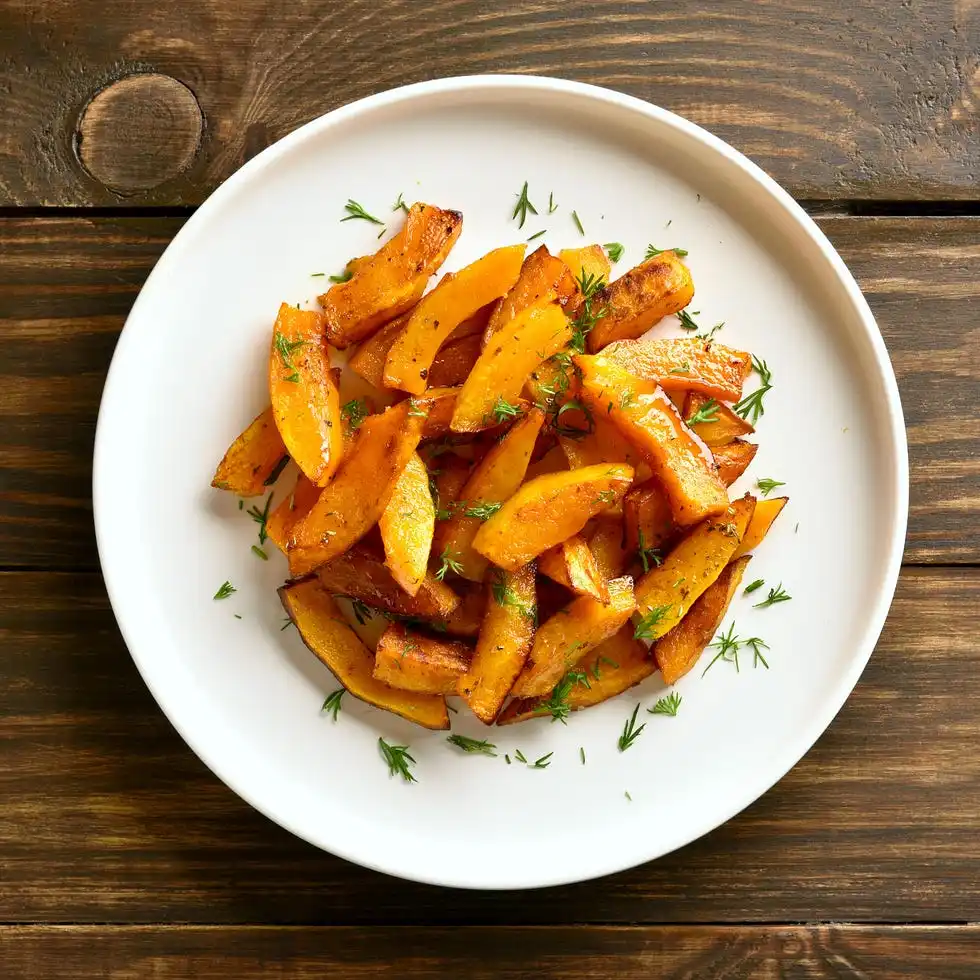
[434,408,545,581]
[268,303,343,487]
[458,564,537,724]
[558,411,652,485]
[280,579,448,730]
[347,311,412,389]
[538,534,609,602]
[416,387,530,439]
[598,338,752,402]
[558,245,611,286]
[497,625,654,724]
[633,495,756,641]
[713,439,759,486]
[623,481,675,554]
[510,575,635,698]
[733,496,788,558]
[211,406,287,496]
[315,545,460,620]
[585,251,695,352]
[426,333,483,388]
[588,516,631,579]
[683,391,754,447]
[288,401,425,575]
[576,355,728,525]
[379,452,435,596]
[267,473,320,553]
[373,623,472,695]
[319,202,462,348]
[654,556,751,685]
[482,245,576,348]
[472,463,634,572]
[384,244,526,395]
[451,303,572,432]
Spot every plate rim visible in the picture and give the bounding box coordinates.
[93,73,910,889]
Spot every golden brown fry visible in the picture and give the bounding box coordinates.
[426,333,483,388]
[211,406,287,497]
[683,391,754,447]
[654,555,751,684]
[280,579,449,730]
[315,544,460,619]
[733,496,788,558]
[482,245,576,348]
[442,582,486,637]
[472,463,634,571]
[538,534,609,602]
[384,245,526,395]
[598,337,752,402]
[373,622,472,695]
[713,439,759,487]
[588,515,631,579]
[576,355,729,525]
[288,401,425,576]
[458,563,537,723]
[347,311,412,389]
[450,303,572,432]
[497,626,654,724]
[379,452,435,596]
[633,495,755,641]
[267,472,320,553]
[585,251,695,352]
[434,407,545,581]
[510,575,635,698]
[319,203,462,348]
[623,480,675,554]
[416,387,530,439]
[558,411,652,485]
[558,245,611,286]
[269,304,344,487]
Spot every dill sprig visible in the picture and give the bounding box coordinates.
[213,581,236,600]
[246,493,274,544]
[634,603,672,640]
[548,191,558,214]
[756,478,786,496]
[734,355,773,423]
[702,622,741,675]
[571,210,585,235]
[347,597,373,626]
[637,529,663,574]
[696,322,725,341]
[604,242,624,263]
[527,229,547,242]
[686,398,719,426]
[447,734,498,756]
[646,245,689,259]
[535,668,590,724]
[512,181,538,228]
[341,199,384,226]
[273,331,305,382]
[754,583,791,608]
[746,636,770,669]
[743,578,765,595]
[462,501,502,520]
[568,268,609,354]
[379,737,416,782]
[676,309,700,331]
[617,703,646,751]
[531,752,553,769]
[648,691,682,716]
[328,267,354,284]
[435,547,463,581]
[321,688,344,720]
[251,545,268,560]
[490,397,522,423]
[407,398,429,419]
[392,192,409,214]
[552,398,594,439]
[341,398,369,431]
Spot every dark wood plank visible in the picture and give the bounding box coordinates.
[1,1,978,205]
[1,215,977,568]
[3,925,979,979]
[2,567,977,924]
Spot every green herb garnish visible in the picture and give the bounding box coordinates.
[686,398,719,426]
[251,545,268,560]
[548,192,558,214]
[435,547,463,581]
[341,199,384,226]
[648,691,682,716]
[535,668,590,724]
[645,244,689,258]
[264,455,290,486]
[571,210,585,235]
[531,752,553,769]
[743,578,765,595]
[604,242,624,263]
[702,622,741,675]
[246,493,274,544]
[512,181,538,229]
[341,398,369,431]
[392,192,409,214]
[568,269,608,353]
[754,583,791,608]
[756,478,786,496]
[526,229,546,242]
[634,604,672,640]
[213,581,236,600]
[490,397,522,423]
[329,267,354,284]
[676,309,700,331]
[407,398,429,418]
[734,356,772,423]
[379,737,416,782]
[746,636,770,669]
[617,703,646,751]
[447,734,498,756]
[462,501,502,520]
[580,746,586,765]
[321,688,344,720]
[637,528,662,574]
[273,331,305,382]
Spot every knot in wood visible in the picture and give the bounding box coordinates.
[77,73,203,193]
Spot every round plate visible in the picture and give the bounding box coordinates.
[94,76,908,889]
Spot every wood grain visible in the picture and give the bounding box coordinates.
[3,925,979,979]
[2,567,977,925]
[1,215,977,568]
[2,1,979,205]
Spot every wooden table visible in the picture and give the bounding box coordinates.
[2,2,978,976]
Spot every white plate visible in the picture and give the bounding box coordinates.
[94,76,908,889]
